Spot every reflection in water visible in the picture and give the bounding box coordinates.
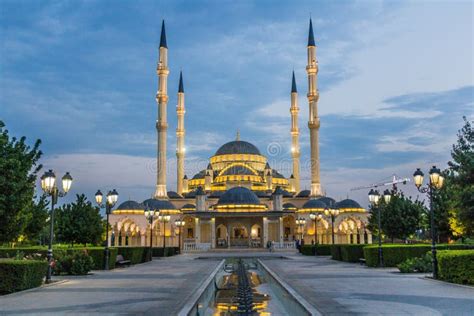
[213,269,271,315]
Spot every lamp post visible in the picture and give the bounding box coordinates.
[368,189,390,267]
[40,169,73,283]
[309,212,323,245]
[158,214,170,256]
[413,166,444,279]
[324,208,339,245]
[175,219,185,254]
[144,209,158,261]
[95,189,118,270]
[295,217,306,241]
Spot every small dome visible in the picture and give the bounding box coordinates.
[217,187,261,206]
[142,198,176,210]
[215,140,261,156]
[181,203,196,211]
[271,170,286,179]
[296,190,311,198]
[222,165,255,176]
[116,200,144,210]
[167,191,183,199]
[283,203,297,211]
[318,196,336,208]
[335,199,363,209]
[302,199,327,210]
[192,170,206,179]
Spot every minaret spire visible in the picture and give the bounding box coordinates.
[154,20,170,199]
[236,129,240,141]
[306,19,321,197]
[308,18,315,47]
[160,20,167,48]
[176,71,185,195]
[290,71,300,193]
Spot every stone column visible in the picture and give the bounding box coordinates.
[211,218,216,249]
[279,217,284,246]
[195,218,201,244]
[263,217,269,245]
[367,233,373,244]
[360,231,365,244]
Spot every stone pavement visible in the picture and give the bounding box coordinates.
[0,254,220,315]
[264,255,474,315]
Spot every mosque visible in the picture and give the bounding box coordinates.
[108,20,372,251]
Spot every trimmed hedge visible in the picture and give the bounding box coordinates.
[363,244,474,267]
[301,244,332,256]
[331,245,342,261]
[0,259,48,294]
[0,247,118,270]
[117,247,151,264]
[339,245,366,262]
[152,247,179,257]
[438,250,474,285]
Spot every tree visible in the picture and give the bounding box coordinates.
[23,195,49,243]
[368,193,424,242]
[447,116,474,237]
[56,194,103,246]
[0,120,42,243]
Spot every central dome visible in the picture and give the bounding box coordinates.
[215,140,261,156]
[217,187,261,206]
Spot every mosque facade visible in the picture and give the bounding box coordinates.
[108,20,372,251]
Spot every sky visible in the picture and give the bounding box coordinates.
[1,0,473,208]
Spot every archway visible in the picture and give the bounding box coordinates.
[230,223,248,247]
[250,224,262,248]
[216,224,228,248]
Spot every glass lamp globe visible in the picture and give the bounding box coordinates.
[368,189,375,203]
[95,190,103,205]
[310,213,316,220]
[413,168,424,188]
[61,172,73,193]
[42,169,56,194]
[383,189,391,204]
[429,166,441,186]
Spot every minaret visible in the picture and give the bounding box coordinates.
[154,20,169,199]
[176,71,185,195]
[290,71,301,193]
[306,19,322,197]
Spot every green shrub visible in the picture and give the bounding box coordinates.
[0,259,48,294]
[301,244,333,256]
[301,245,315,256]
[363,244,474,267]
[55,250,94,275]
[117,247,150,264]
[331,245,342,261]
[438,250,474,285]
[85,247,118,270]
[340,245,366,262]
[152,247,178,257]
[397,253,433,273]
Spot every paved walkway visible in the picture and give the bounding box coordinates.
[264,255,474,315]
[0,255,220,315]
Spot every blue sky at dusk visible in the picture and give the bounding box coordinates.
[1,0,473,207]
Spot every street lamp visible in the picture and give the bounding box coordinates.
[40,169,73,283]
[324,208,339,245]
[158,214,171,256]
[413,166,444,279]
[95,189,118,270]
[295,217,306,241]
[309,212,323,245]
[144,209,158,261]
[368,189,385,267]
[175,219,185,254]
